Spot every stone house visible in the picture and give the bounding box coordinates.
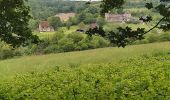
[105,13,132,23]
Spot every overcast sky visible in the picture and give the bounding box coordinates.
[70,0,101,1]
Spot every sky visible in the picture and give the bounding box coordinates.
[70,0,101,1]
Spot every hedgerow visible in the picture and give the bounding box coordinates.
[0,55,170,99]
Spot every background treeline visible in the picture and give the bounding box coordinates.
[28,0,86,20]
[28,0,160,20]
[28,0,161,31]
[1,31,170,60]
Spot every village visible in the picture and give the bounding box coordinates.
[38,12,141,33]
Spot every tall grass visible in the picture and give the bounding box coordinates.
[0,42,170,78]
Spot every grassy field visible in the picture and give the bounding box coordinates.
[0,42,170,78]
[0,42,170,99]
[34,26,78,39]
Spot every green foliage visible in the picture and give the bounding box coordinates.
[96,17,106,27]
[66,22,72,30]
[67,32,84,43]
[68,17,79,25]
[29,19,39,30]
[43,44,60,54]
[159,32,170,41]
[51,31,65,44]
[28,0,86,20]
[47,16,62,30]
[78,22,86,29]
[147,34,160,43]
[1,55,170,99]
[0,0,39,47]
[58,38,75,52]
[0,41,14,59]
[133,32,170,45]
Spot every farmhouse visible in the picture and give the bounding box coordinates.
[55,13,76,22]
[105,13,132,23]
[39,21,54,32]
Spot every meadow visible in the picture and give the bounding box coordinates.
[0,42,170,78]
[0,42,170,99]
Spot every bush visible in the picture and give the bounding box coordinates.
[58,38,75,52]
[89,35,110,49]
[43,45,61,54]
[51,31,65,44]
[77,39,89,50]
[67,32,84,43]
[0,41,14,59]
[159,32,170,41]
[144,34,158,43]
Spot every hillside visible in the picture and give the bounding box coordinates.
[0,42,170,99]
[0,42,170,78]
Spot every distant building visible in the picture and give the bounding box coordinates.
[89,23,98,29]
[39,21,54,32]
[105,13,132,23]
[55,13,76,22]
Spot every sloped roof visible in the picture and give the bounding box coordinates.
[39,21,50,28]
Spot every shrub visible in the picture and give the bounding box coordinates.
[58,38,75,52]
[67,32,84,43]
[43,45,61,54]
[159,32,170,41]
[0,41,14,59]
[77,40,89,50]
[95,36,110,48]
[51,31,65,44]
[146,34,160,43]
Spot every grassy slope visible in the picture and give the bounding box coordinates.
[0,42,170,77]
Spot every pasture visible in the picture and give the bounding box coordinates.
[0,42,170,99]
[0,42,170,78]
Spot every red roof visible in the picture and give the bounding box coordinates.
[39,21,50,28]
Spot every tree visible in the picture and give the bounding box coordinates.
[96,17,106,27]
[29,19,39,30]
[0,0,39,47]
[78,22,86,29]
[86,0,170,47]
[47,16,62,30]
[78,12,86,22]
[66,21,72,30]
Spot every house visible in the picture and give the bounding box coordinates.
[105,13,132,23]
[89,23,98,29]
[39,21,54,32]
[55,13,76,22]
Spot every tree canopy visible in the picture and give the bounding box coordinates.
[48,16,62,30]
[0,0,39,47]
